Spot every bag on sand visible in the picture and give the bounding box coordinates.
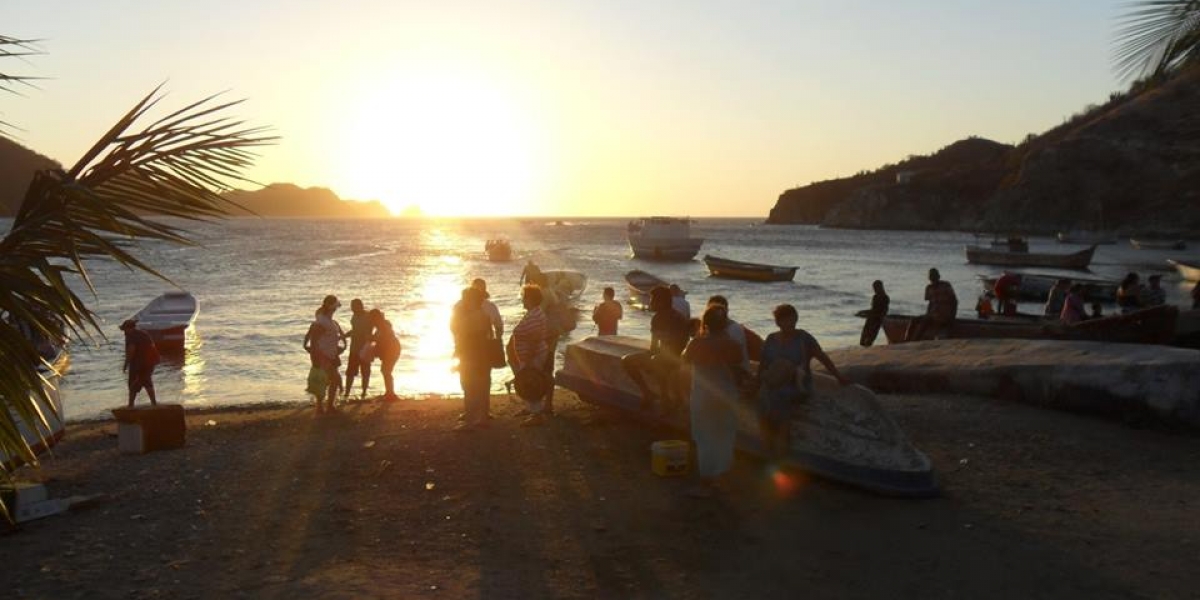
[513,367,551,402]
[488,338,506,369]
[306,366,328,398]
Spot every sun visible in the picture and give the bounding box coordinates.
[334,68,545,216]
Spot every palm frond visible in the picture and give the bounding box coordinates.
[1115,0,1200,80]
[0,88,275,483]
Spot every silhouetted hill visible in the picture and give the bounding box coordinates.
[0,137,61,216]
[224,184,392,218]
[768,65,1200,234]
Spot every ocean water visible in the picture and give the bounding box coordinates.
[8,217,1190,421]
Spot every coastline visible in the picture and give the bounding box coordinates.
[8,389,1199,598]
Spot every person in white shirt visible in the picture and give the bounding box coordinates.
[706,295,749,371]
[669,284,691,320]
[472,278,503,340]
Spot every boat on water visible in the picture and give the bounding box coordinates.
[1131,238,1187,251]
[978,272,1118,302]
[1168,259,1200,282]
[484,239,513,262]
[627,217,704,261]
[703,255,797,282]
[555,336,937,496]
[130,291,198,352]
[1,346,70,471]
[1057,231,1117,245]
[624,269,671,305]
[540,270,588,303]
[965,244,1096,269]
[876,304,1178,346]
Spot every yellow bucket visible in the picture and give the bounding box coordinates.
[650,440,691,477]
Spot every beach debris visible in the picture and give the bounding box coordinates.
[425,482,436,491]
[363,440,376,449]
[130,514,145,521]
[205,420,217,427]
[374,460,392,477]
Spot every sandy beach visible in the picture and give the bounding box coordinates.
[5,390,1199,599]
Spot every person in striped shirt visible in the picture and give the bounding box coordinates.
[512,285,553,425]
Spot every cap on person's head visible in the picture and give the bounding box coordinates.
[351,298,364,310]
[322,294,340,309]
[119,319,138,331]
[471,278,490,297]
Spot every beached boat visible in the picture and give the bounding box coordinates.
[485,239,512,262]
[964,244,1096,269]
[624,269,670,305]
[130,291,198,352]
[1168,259,1200,282]
[627,217,704,261]
[978,272,1118,302]
[1057,231,1117,245]
[877,304,1178,345]
[1131,238,1187,251]
[1,346,70,471]
[555,336,937,496]
[703,255,797,282]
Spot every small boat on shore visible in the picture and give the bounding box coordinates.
[627,217,704,261]
[1131,238,1187,251]
[1057,231,1117,245]
[877,304,1178,345]
[965,244,1096,269]
[555,336,937,496]
[485,239,512,261]
[978,272,1118,302]
[130,291,198,352]
[703,255,797,282]
[1,346,70,471]
[541,270,588,303]
[1168,259,1200,282]
[624,269,670,305]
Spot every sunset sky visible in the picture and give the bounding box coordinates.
[2,1,1128,217]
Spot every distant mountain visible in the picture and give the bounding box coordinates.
[223,183,392,218]
[0,137,62,217]
[0,138,393,219]
[768,64,1200,234]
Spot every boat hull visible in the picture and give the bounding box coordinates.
[132,292,198,352]
[965,245,1096,269]
[978,273,1118,302]
[624,270,670,305]
[1056,232,1116,245]
[555,336,937,497]
[703,255,797,282]
[1131,239,1186,251]
[1169,259,1200,282]
[879,305,1178,345]
[628,237,704,261]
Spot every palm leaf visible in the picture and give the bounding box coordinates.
[1115,0,1200,80]
[0,88,274,492]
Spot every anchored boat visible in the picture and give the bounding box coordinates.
[624,269,671,306]
[703,255,797,282]
[1168,259,1200,282]
[485,239,513,262]
[627,217,704,261]
[877,304,1178,345]
[555,335,938,497]
[965,244,1096,269]
[130,291,198,352]
[1131,238,1187,251]
[978,272,1118,302]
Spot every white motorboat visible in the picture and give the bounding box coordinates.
[130,291,198,351]
[626,217,704,261]
[1168,259,1200,282]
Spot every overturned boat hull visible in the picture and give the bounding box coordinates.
[555,336,937,497]
[880,305,1178,345]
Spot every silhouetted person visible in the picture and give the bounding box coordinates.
[371,309,402,402]
[121,320,159,408]
[592,286,623,335]
[473,278,504,340]
[520,260,546,288]
[451,287,491,431]
[512,285,555,425]
[1117,273,1143,314]
[669,284,691,320]
[1044,279,1071,318]
[304,295,345,414]
[1060,283,1087,324]
[622,286,690,415]
[1144,274,1166,307]
[976,291,996,318]
[993,272,1020,316]
[905,268,958,341]
[344,298,374,399]
[1089,302,1104,320]
[860,280,889,347]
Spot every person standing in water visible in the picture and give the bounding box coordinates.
[121,320,160,408]
[859,280,889,347]
[371,309,402,402]
[304,295,346,414]
[450,287,492,431]
[344,298,374,399]
[592,287,623,335]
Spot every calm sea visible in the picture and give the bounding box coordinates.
[7,217,1189,421]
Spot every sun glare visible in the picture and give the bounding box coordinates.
[335,68,546,217]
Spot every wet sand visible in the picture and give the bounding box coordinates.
[4,391,1199,599]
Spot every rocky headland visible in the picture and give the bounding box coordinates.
[768,65,1200,235]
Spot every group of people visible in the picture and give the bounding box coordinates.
[303,295,402,414]
[617,285,849,496]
